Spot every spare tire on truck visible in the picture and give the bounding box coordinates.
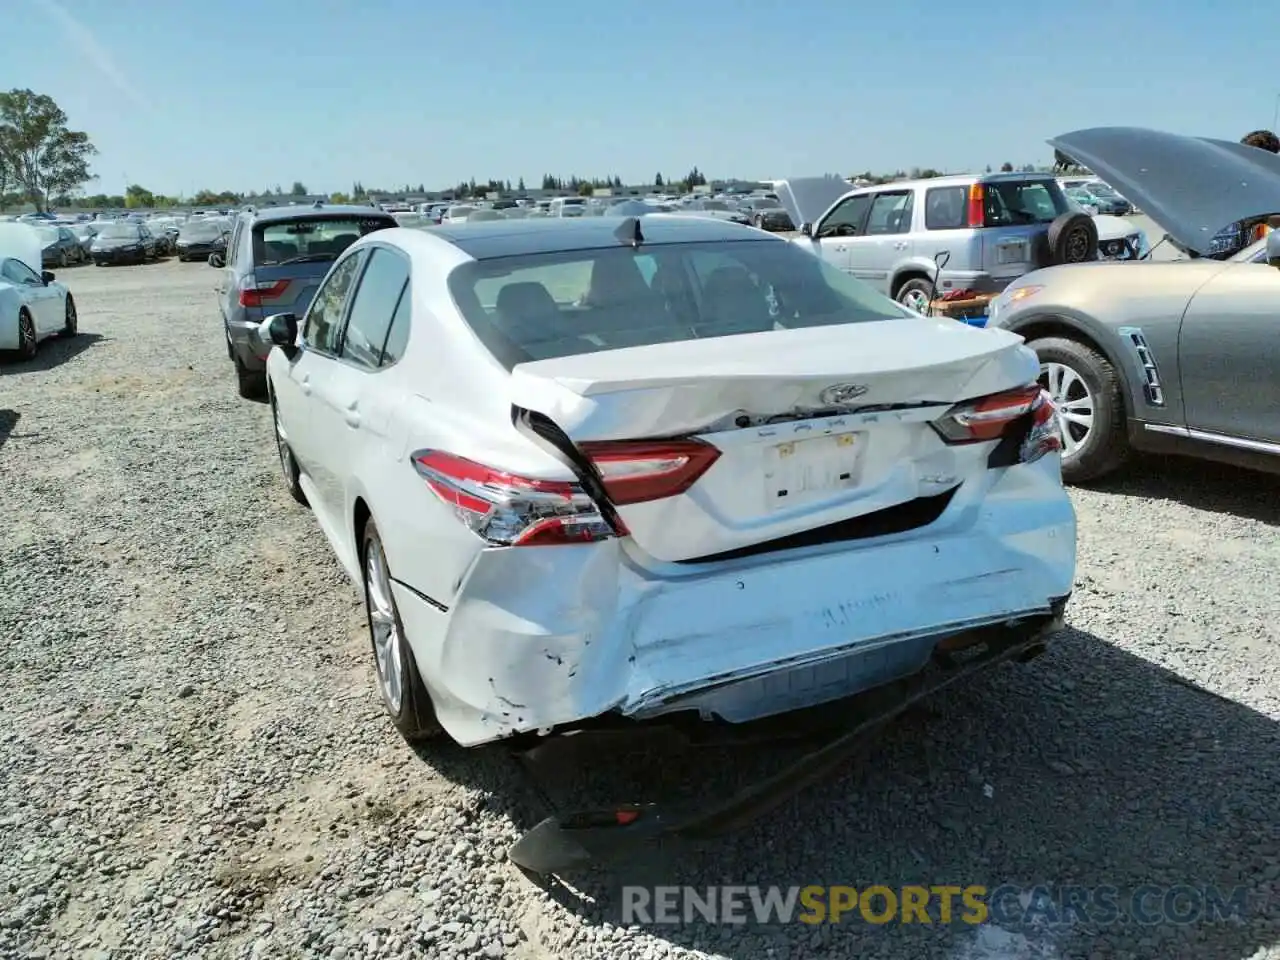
[1046,212,1098,264]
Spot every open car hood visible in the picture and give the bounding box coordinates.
[773,177,851,230]
[1049,126,1280,256]
[0,222,43,275]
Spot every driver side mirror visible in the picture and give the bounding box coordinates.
[1267,229,1280,267]
[800,222,814,238]
[207,252,225,268]
[41,271,55,284]
[258,312,299,359]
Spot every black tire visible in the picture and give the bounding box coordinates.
[60,295,77,338]
[269,390,307,506]
[361,518,443,741]
[1046,212,1098,265]
[895,277,936,314]
[1028,336,1130,483]
[15,308,37,360]
[234,357,267,400]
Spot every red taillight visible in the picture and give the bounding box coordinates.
[411,439,720,546]
[933,385,1064,464]
[578,439,720,506]
[239,279,290,307]
[966,183,985,228]
[412,450,616,547]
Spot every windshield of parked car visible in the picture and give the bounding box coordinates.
[983,180,1070,226]
[448,239,912,369]
[179,221,224,240]
[699,200,731,210]
[252,215,394,265]
[752,198,782,209]
[97,224,141,240]
[1087,182,1119,197]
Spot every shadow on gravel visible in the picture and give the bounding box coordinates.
[0,409,17,451]
[1089,456,1280,526]
[0,332,105,376]
[418,628,1280,959]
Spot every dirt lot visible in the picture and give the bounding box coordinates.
[2,259,1278,960]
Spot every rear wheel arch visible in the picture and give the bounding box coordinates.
[1006,314,1134,418]
[890,268,931,299]
[353,496,371,562]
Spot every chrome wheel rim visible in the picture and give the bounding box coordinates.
[366,540,404,713]
[18,314,34,355]
[900,288,930,313]
[1041,361,1093,456]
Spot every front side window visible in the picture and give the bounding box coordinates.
[303,252,365,354]
[339,247,410,369]
[2,259,40,284]
[447,239,910,370]
[817,194,873,237]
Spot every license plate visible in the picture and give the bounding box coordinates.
[996,241,1028,264]
[764,432,862,510]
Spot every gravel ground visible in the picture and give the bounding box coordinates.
[1,259,1278,960]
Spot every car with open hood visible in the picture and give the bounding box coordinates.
[986,126,1280,483]
[776,173,1145,313]
[0,223,78,361]
[257,215,1075,753]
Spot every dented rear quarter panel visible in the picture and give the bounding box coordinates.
[992,259,1233,428]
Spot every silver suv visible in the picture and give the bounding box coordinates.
[778,173,1132,313]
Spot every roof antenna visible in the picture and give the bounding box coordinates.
[613,216,643,248]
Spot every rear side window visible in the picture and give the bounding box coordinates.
[865,192,913,235]
[339,247,410,369]
[253,216,394,266]
[381,284,412,365]
[447,239,908,370]
[925,186,967,230]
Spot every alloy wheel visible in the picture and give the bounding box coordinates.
[17,312,35,358]
[899,288,930,314]
[365,540,404,713]
[1041,361,1093,456]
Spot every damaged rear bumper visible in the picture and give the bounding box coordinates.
[507,599,1067,875]
[388,461,1075,747]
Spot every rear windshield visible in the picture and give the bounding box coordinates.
[253,215,393,265]
[983,180,1069,227]
[447,239,910,370]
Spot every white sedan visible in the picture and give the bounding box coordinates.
[0,223,78,360]
[261,216,1076,748]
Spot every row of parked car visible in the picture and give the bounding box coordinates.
[7,213,233,268]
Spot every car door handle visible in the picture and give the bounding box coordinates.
[893,241,909,250]
[834,245,847,252]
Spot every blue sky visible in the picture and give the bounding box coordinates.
[13,0,1280,197]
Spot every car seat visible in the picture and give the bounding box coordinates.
[694,266,774,338]
[495,281,564,345]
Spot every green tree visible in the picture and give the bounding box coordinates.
[1000,161,1014,172]
[654,172,664,187]
[517,176,526,192]
[577,181,594,197]
[329,191,350,204]
[124,183,154,208]
[290,180,307,195]
[0,89,96,212]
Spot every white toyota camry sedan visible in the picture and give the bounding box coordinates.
[261,215,1076,748]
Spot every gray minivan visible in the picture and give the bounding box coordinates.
[778,173,1107,313]
[214,204,396,398]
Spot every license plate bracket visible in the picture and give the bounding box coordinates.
[764,432,862,510]
[996,240,1028,264]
